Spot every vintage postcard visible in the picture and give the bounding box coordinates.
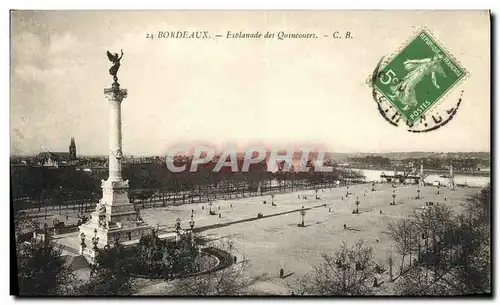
[10,10,491,296]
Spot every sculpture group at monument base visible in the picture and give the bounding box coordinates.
[79,222,152,249]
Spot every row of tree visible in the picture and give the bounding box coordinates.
[12,161,364,211]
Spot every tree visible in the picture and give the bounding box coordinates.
[16,229,78,295]
[392,186,491,296]
[79,240,136,296]
[295,239,375,295]
[386,218,416,274]
[387,252,394,282]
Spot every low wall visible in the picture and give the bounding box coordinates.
[130,246,234,280]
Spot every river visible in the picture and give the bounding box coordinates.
[354,169,490,188]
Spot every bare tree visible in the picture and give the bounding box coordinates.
[387,252,394,282]
[295,239,375,295]
[392,186,491,296]
[386,218,415,274]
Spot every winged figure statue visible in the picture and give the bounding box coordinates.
[389,54,447,110]
[106,49,124,80]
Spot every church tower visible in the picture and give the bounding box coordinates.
[69,137,77,160]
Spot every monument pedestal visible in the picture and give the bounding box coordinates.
[79,179,152,247]
[79,80,151,248]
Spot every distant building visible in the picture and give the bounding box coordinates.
[37,137,78,167]
[69,137,77,160]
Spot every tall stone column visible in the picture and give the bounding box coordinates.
[104,82,127,182]
[100,82,130,207]
[78,52,151,251]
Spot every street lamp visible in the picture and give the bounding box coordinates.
[80,232,86,248]
[189,211,195,245]
[299,206,306,227]
[175,217,182,233]
[392,190,396,205]
[52,219,58,235]
[189,211,195,231]
[92,228,99,251]
[355,197,360,214]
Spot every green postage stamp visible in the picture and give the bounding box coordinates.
[373,29,467,125]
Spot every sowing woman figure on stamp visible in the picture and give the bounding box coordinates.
[390,54,447,111]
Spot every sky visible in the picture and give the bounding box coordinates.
[10,10,491,156]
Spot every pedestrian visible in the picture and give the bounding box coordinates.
[219,213,221,218]
[343,224,347,229]
[280,267,284,278]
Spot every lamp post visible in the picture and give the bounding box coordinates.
[175,217,182,233]
[92,228,99,251]
[355,197,360,214]
[80,232,86,255]
[32,220,39,240]
[299,205,306,227]
[392,190,396,205]
[175,217,182,244]
[189,210,195,245]
[52,218,57,235]
[42,223,48,241]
